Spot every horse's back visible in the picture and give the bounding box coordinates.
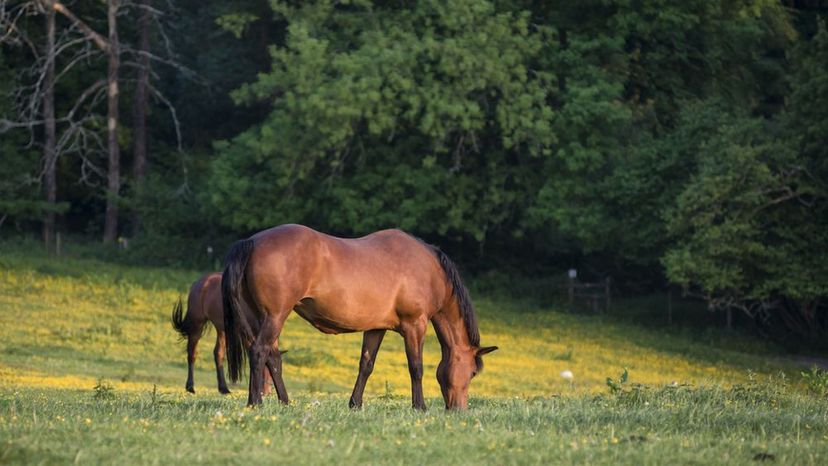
[245,225,448,332]
[248,225,437,289]
[317,229,447,329]
[324,229,444,294]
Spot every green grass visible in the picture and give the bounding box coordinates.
[3,383,827,465]
[1,241,827,464]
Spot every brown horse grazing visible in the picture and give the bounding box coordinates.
[222,224,497,410]
[171,272,274,395]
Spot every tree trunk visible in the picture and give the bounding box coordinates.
[131,0,151,236]
[42,2,57,251]
[102,0,120,243]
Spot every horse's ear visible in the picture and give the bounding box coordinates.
[477,346,498,356]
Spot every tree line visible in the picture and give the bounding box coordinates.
[1,0,827,344]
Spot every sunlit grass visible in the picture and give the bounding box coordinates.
[0,244,802,398]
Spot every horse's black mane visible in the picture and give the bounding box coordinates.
[412,235,483,370]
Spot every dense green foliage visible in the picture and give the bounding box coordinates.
[1,1,827,343]
[212,1,552,241]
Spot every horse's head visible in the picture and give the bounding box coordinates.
[436,345,497,410]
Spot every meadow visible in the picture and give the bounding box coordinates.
[1,242,827,464]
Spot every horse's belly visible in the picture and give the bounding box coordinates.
[292,297,397,334]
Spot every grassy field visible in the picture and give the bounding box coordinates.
[1,242,827,464]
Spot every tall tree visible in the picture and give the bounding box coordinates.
[657,16,828,342]
[523,0,793,274]
[102,0,120,243]
[41,0,57,249]
[131,0,151,236]
[0,0,74,247]
[2,0,186,243]
[30,0,121,243]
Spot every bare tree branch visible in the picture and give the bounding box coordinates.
[0,1,41,57]
[54,43,102,84]
[121,46,202,83]
[3,0,191,242]
[51,1,109,52]
[148,83,182,151]
[65,79,107,121]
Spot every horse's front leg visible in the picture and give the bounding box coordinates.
[401,318,428,411]
[247,313,289,406]
[349,329,387,409]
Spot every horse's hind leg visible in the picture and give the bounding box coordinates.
[247,313,289,406]
[214,331,231,394]
[247,345,267,406]
[186,335,199,393]
[349,329,386,409]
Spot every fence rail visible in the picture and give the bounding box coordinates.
[565,276,612,313]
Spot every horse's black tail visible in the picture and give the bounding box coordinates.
[222,239,255,383]
[170,297,204,340]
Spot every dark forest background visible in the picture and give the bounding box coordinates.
[1,1,827,347]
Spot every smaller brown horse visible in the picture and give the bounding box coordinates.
[171,272,274,394]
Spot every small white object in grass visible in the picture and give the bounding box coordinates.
[669,381,678,387]
[560,370,574,381]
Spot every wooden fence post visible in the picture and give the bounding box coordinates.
[604,277,611,313]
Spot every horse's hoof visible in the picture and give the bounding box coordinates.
[186,386,195,394]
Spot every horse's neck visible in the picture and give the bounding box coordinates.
[432,299,472,353]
